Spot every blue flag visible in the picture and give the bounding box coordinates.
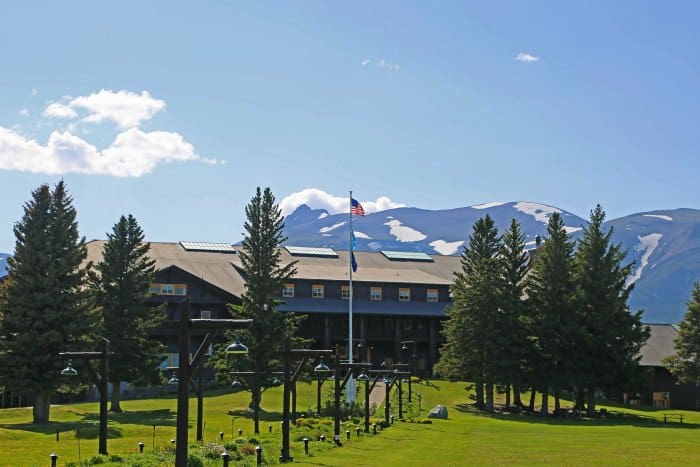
[351,251,358,273]
[351,231,357,251]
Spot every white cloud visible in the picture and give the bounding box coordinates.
[32,88,38,96]
[69,89,166,128]
[0,125,209,177]
[40,89,166,128]
[43,102,78,119]
[19,108,29,117]
[361,59,370,67]
[515,52,540,63]
[376,59,400,71]
[279,188,405,216]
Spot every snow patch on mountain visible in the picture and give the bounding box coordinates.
[384,219,427,242]
[513,202,561,224]
[471,201,506,210]
[319,221,345,233]
[626,233,663,287]
[318,212,328,219]
[643,214,672,222]
[354,231,372,239]
[564,226,583,234]
[430,240,464,255]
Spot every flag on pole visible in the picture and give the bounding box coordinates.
[351,198,365,216]
[351,231,357,251]
[351,251,358,272]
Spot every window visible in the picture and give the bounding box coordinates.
[283,283,295,298]
[653,392,670,409]
[403,319,413,331]
[341,285,350,300]
[370,287,382,301]
[427,289,438,303]
[312,284,324,299]
[200,310,211,319]
[399,288,410,302]
[150,283,187,296]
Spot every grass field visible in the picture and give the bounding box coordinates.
[1,381,698,466]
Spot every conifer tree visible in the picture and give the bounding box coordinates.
[527,212,576,414]
[498,219,531,408]
[435,215,501,410]
[89,214,162,412]
[214,187,297,434]
[574,205,648,415]
[664,283,700,384]
[0,182,94,423]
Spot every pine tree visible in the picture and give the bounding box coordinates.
[214,187,297,434]
[89,214,162,412]
[665,283,700,383]
[435,215,501,410]
[527,212,576,414]
[0,182,95,423]
[574,205,648,415]
[498,219,531,408]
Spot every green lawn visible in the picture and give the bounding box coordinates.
[1,381,698,466]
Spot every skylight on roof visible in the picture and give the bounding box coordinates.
[180,242,236,253]
[285,246,338,257]
[381,250,433,262]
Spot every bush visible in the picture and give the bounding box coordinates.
[187,454,204,467]
[240,444,258,456]
[417,418,433,424]
[87,455,105,464]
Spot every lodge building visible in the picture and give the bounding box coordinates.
[84,241,461,375]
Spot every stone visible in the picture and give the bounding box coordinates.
[427,404,448,419]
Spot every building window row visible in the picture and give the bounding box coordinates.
[283,283,439,302]
[150,283,187,296]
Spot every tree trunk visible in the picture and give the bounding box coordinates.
[485,383,494,412]
[586,387,596,416]
[513,384,522,407]
[541,387,549,415]
[110,381,122,412]
[528,388,536,411]
[32,391,51,424]
[474,381,485,408]
[505,384,511,409]
[253,385,261,434]
[554,389,561,411]
[574,387,585,411]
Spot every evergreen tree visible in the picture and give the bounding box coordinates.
[664,283,700,383]
[214,187,297,434]
[527,212,576,414]
[89,214,162,412]
[574,205,648,415]
[435,215,501,411]
[498,219,531,408]
[0,182,95,423]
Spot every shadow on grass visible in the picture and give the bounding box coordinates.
[453,403,700,429]
[0,408,176,437]
[227,408,283,422]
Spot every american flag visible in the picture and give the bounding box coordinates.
[351,198,365,216]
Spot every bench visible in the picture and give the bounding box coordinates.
[663,413,684,424]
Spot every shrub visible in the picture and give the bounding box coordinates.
[87,455,105,464]
[240,444,258,456]
[417,418,433,424]
[187,454,204,467]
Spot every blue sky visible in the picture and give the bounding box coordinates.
[1,1,699,252]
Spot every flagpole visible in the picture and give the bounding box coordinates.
[347,190,355,402]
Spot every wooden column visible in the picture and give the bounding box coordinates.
[394,319,402,361]
[324,315,331,348]
[429,320,437,375]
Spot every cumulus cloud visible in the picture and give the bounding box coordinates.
[361,59,370,67]
[515,52,540,63]
[41,89,166,128]
[0,125,207,177]
[43,102,78,119]
[279,188,405,216]
[19,108,29,117]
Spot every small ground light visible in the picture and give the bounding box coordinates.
[255,445,263,465]
[319,434,326,442]
[238,428,243,436]
[372,423,377,435]
[356,427,361,437]
[219,431,224,440]
[138,441,145,453]
[268,425,272,432]
[346,430,350,440]
[171,438,176,444]
[222,451,231,467]
[303,437,310,455]
[50,453,58,467]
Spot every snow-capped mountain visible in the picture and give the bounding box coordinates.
[283,202,700,323]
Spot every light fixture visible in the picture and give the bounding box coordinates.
[401,344,408,351]
[313,358,330,373]
[272,378,283,387]
[231,378,242,391]
[357,371,370,382]
[225,336,249,355]
[60,360,78,376]
[168,375,179,385]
